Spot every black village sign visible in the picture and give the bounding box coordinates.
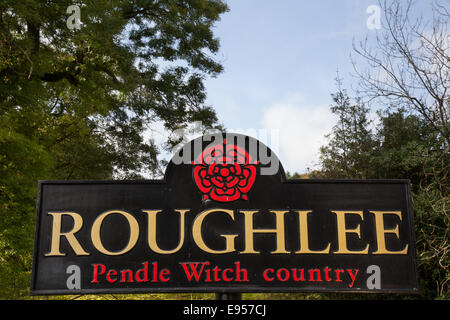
[30,133,419,295]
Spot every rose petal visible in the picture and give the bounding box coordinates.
[207,163,216,175]
[237,165,256,193]
[234,163,242,175]
[193,166,212,193]
[210,187,240,202]
[211,177,224,188]
[226,176,239,188]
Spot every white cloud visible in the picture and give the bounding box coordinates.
[261,93,337,174]
[141,93,337,177]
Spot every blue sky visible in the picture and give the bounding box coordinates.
[148,0,439,176]
[203,0,382,174]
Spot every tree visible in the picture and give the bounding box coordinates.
[350,0,449,298]
[352,0,449,147]
[1,0,228,178]
[0,0,228,298]
[319,77,376,179]
[319,88,449,299]
[318,91,449,299]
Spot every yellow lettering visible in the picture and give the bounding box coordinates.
[295,210,330,254]
[331,211,369,254]
[370,211,408,254]
[91,210,139,256]
[192,208,237,254]
[45,212,89,256]
[143,209,187,254]
[240,210,289,254]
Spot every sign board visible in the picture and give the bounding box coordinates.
[30,133,419,295]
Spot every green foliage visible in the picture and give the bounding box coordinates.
[285,171,310,179]
[347,0,449,298]
[0,0,228,298]
[317,84,449,299]
[319,79,376,179]
[0,116,52,298]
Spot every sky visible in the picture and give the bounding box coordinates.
[149,0,438,176]
[202,0,382,174]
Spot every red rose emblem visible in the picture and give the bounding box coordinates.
[192,140,257,202]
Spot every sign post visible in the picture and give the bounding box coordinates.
[31,133,419,296]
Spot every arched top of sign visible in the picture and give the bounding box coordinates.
[164,133,286,202]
